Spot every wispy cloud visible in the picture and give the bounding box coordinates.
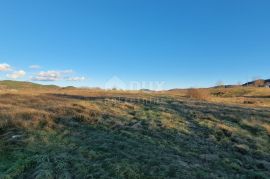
[31,71,61,81]
[30,70,74,81]
[29,65,41,69]
[6,70,26,79]
[61,69,73,74]
[0,63,11,71]
[66,76,86,81]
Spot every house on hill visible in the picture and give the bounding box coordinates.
[264,79,270,88]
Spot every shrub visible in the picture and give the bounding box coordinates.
[186,88,209,100]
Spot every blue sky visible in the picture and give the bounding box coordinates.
[0,0,269,89]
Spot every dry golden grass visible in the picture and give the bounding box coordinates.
[167,86,270,107]
[0,86,269,178]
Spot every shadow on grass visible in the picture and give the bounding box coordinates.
[0,93,269,178]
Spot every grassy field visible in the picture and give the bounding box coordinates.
[0,84,269,178]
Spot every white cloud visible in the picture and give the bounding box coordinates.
[0,63,11,71]
[30,70,74,81]
[29,65,41,69]
[66,76,86,81]
[7,70,26,79]
[31,70,61,81]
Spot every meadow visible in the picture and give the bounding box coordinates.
[0,82,269,178]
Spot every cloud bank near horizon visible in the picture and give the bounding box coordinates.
[0,63,86,82]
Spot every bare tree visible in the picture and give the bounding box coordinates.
[216,81,224,87]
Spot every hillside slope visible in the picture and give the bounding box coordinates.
[0,80,59,90]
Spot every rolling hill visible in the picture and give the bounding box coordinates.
[0,80,59,90]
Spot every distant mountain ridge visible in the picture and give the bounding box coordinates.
[1,79,270,91]
[243,79,270,87]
